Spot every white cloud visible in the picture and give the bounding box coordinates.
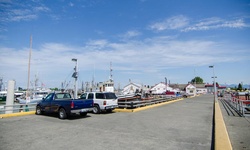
[182,17,249,32]
[121,30,141,38]
[69,2,74,7]
[220,19,247,28]
[10,14,37,22]
[86,39,109,49]
[149,15,189,31]
[5,9,36,21]
[33,6,50,12]
[149,15,249,32]
[1,1,50,22]
[0,36,249,87]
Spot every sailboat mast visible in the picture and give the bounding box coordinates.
[26,35,32,99]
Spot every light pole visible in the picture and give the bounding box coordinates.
[72,58,78,99]
[209,65,217,100]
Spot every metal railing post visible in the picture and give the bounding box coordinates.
[130,102,134,108]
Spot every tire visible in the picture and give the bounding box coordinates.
[36,106,42,115]
[93,105,101,114]
[80,112,87,117]
[59,108,67,119]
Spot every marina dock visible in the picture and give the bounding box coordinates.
[0,94,249,150]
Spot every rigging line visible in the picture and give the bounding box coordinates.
[63,70,74,82]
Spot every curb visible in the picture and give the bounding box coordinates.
[0,111,35,119]
[214,100,232,150]
[114,98,184,113]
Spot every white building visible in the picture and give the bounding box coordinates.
[196,83,207,94]
[185,84,197,96]
[150,82,174,94]
[122,82,142,95]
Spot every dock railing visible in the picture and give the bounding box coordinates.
[224,94,250,117]
[117,94,181,109]
[0,94,182,114]
[0,103,37,114]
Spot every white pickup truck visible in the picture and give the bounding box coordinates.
[80,92,118,114]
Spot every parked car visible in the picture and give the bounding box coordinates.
[36,92,94,119]
[181,92,193,98]
[80,92,118,114]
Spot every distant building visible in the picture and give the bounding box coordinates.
[205,83,226,94]
[185,83,197,96]
[170,83,207,95]
[195,83,207,94]
[150,82,176,94]
[122,82,142,95]
[169,84,186,91]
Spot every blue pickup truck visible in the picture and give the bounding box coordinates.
[36,92,93,119]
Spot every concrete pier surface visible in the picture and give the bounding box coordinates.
[0,94,248,150]
[219,99,250,150]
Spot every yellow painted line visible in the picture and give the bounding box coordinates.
[114,98,184,113]
[0,111,35,119]
[215,100,232,150]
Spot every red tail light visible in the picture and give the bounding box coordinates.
[103,101,106,105]
[71,101,74,108]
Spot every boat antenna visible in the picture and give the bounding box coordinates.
[26,35,32,100]
[109,62,113,82]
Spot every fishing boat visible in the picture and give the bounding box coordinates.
[103,62,115,92]
[17,89,50,104]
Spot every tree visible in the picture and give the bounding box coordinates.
[191,76,203,84]
[50,87,59,91]
[237,83,243,91]
[18,87,23,91]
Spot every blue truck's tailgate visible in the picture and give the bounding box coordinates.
[72,99,93,110]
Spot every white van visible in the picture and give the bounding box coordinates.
[80,92,118,114]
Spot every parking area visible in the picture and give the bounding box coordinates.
[0,95,214,150]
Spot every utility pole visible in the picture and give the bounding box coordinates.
[209,65,217,100]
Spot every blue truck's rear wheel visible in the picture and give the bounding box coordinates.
[59,108,67,119]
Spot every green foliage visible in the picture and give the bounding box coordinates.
[50,87,59,91]
[18,87,24,91]
[237,83,243,91]
[191,76,204,84]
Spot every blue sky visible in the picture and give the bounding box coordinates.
[0,0,250,89]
